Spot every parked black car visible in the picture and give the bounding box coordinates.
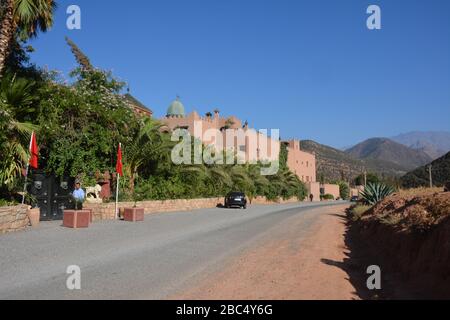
[224,192,247,209]
[350,196,359,202]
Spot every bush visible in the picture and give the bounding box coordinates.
[336,181,350,200]
[445,181,450,192]
[321,194,335,201]
[348,204,372,221]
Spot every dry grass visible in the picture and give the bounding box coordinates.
[348,204,372,222]
[395,187,444,197]
[362,190,450,232]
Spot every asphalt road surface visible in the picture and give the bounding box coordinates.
[0,201,346,300]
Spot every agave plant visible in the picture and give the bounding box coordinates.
[360,183,395,205]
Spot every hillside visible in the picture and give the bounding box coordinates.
[300,140,407,182]
[401,152,450,188]
[391,131,450,159]
[346,138,432,171]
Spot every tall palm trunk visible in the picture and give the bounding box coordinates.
[0,0,15,79]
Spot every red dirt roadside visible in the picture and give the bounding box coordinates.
[173,204,360,300]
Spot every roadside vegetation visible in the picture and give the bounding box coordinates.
[0,2,308,204]
[347,187,450,298]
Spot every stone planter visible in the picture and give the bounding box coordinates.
[123,207,144,222]
[63,210,91,229]
[27,207,40,227]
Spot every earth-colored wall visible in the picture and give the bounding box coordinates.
[0,205,29,234]
[306,182,321,202]
[85,197,300,222]
[322,184,341,200]
[285,140,317,183]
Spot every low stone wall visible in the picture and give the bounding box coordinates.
[0,205,30,234]
[251,197,299,205]
[85,197,300,222]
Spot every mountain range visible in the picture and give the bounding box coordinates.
[345,138,433,172]
[391,131,450,159]
[300,131,449,183]
[401,152,450,188]
[300,140,407,183]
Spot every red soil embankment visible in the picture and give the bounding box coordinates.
[353,191,450,299]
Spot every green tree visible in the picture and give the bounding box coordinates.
[0,74,36,190]
[124,118,174,193]
[336,181,350,200]
[37,68,138,183]
[0,0,57,78]
[354,173,379,186]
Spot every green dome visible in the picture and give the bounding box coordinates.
[167,97,185,117]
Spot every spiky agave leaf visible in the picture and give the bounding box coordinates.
[360,183,395,205]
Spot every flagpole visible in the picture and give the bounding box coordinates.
[115,172,120,220]
[21,164,30,205]
[115,143,121,220]
[22,132,34,205]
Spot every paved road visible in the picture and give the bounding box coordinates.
[0,201,346,300]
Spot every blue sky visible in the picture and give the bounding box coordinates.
[28,0,450,148]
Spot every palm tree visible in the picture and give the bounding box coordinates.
[181,164,232,196]
[0,76,36,189]
[123,118,173,193]
[0,0,57,78]
[246,164,269,202]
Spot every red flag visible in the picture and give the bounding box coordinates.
[116,143,123,177]
[29,132,38,169]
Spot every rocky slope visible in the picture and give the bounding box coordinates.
[401,152,450,188]
[346,138,432,171]
[349,189,450,299]
[391,131,450,159]
[300,140,408,182]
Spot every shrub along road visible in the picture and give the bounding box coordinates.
[0,201,349,300]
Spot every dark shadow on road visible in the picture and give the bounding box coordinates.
[320,212,388,300]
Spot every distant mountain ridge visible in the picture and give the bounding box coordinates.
[391,131,450,159]
[401,152,450,188]
[300,140,408,183]
[345,138,432,171]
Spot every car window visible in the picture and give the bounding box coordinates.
[228,192,244,197]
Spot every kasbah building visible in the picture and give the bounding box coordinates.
[126,94,341,201]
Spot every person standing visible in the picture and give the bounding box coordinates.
[73,182,85,209]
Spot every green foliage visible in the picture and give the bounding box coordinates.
[0,198,18,207]
[348,204,372,221]
[336,181,350,200]
[1,39,309,204]
[321,194,335,200]
[401,152,450,188]
[0,74,36,190]
[360,182,395,205]
[65,37,93,70]
[354,173,380,186]
[37,68,139,183]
